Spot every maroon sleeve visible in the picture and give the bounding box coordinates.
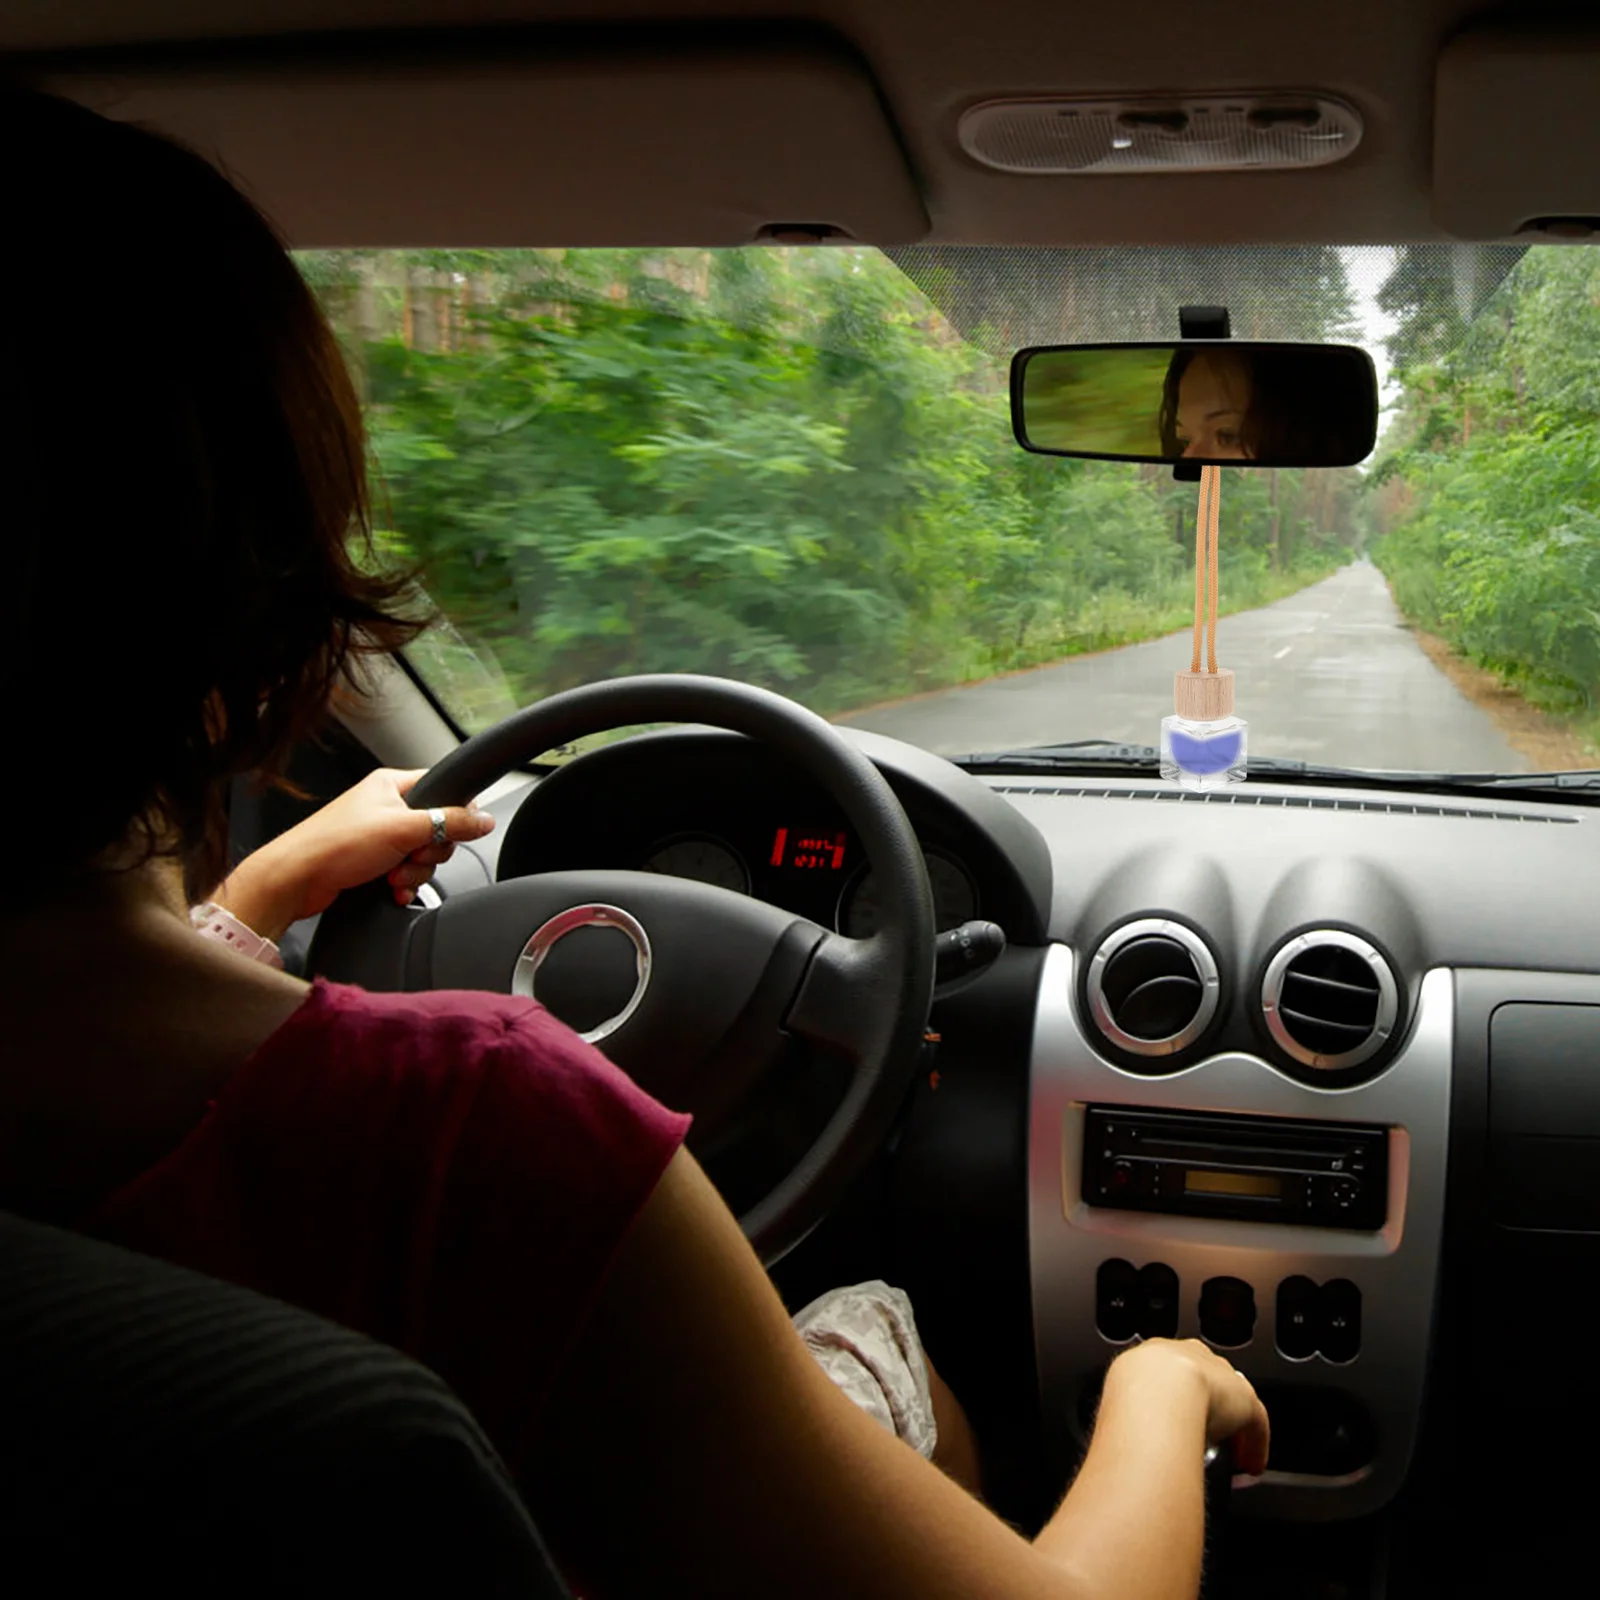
[83,982,690,1477]
[410,999,692,1466]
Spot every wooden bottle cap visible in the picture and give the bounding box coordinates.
[1174,668,1235,721]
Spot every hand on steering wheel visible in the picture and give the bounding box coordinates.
[220,769,495,941]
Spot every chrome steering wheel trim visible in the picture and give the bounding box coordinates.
[511,903,652,1045]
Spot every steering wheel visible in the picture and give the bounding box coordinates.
[308,674,935,1264]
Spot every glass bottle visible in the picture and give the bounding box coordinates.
[1161,668,1248,791]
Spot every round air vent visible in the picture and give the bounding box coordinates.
[1086,918,1220,1057]
[1261,931,1399,1071]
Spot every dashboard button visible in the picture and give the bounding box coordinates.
[1276,1275,1320,1360]
[1095,1258,1140,1342]
[1199,1276,1256,1348]
[1136,1262,1180,1339]
[1317,1279,1362,1363]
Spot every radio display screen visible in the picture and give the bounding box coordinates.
[1185,1169,1282,1199]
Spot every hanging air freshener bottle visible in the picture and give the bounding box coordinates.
[1161,670,1247,788]
[1161,465,1247,790]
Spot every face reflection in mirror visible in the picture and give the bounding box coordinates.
[1015,341,1378,467]
[1172,349,1254,461]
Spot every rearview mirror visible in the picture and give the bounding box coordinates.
[1011,341,1378,468]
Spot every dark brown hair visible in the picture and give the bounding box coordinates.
[0,87,424,902]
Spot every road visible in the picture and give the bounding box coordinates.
[837,560,1529,773]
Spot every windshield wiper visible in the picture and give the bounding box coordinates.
[952,742,1600,799]
[954,741,1363,779]
[1453,769,1600,792]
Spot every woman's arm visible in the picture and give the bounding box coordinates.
[523,1149,1267,1600]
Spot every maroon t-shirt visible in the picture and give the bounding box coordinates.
[79,980,692,1471]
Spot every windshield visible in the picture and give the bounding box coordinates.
[297,243,1599,777]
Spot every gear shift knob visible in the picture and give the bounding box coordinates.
[1199,1439,1233,1599]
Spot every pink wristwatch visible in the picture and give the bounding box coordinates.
[190,902,286,970]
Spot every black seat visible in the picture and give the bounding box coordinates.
[0,1209,573,1597]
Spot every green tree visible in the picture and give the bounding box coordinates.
[1371,246,1600,738]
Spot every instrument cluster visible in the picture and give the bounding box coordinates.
[489,729,1053,947]
[638,825,979,937]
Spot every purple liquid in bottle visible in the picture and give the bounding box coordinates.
[1169,725,1244,775]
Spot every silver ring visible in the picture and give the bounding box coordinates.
[427,807,448,846]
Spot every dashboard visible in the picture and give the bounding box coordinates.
[441,724,1600,1533]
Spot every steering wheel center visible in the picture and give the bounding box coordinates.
[512,904,653,1044]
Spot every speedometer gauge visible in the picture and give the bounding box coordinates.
[642,834,750,895]
[837,850,976,939]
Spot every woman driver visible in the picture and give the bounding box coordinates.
[0,87,1266,1600]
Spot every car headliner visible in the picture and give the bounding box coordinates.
[3,1,1598,250]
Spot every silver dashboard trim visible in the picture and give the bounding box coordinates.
[1028,944,1451,1522]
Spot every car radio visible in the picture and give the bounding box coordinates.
[1082,1105,1388,1230]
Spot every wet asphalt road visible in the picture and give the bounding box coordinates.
[837,560,1528,773]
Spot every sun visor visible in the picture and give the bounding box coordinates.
[44,34,929,248]
[1435,25,1600,240]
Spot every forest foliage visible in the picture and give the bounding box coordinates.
[299,246,1368,734]
[1370,245,1600,742]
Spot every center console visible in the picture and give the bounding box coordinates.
[1028,945,1452,1521]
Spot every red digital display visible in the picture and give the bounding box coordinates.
[771,826,847,871]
